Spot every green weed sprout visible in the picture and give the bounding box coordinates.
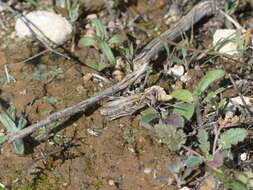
[0,105,27,155]
[55,0,87,23]
[79,18,123,70]
[171,69,225,120]
[24,0,47,9]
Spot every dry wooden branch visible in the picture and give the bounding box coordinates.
[7,0,220,142]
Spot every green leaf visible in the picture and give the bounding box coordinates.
[79,37,97,47]
[7,104,16,121]
[13,138,25,155]
[140,108,158,132]
[140,113,158,132]
[236,172,253,188]
[0,111,18,132]
[171,56,184,65]
[99,41,116,64]
[205,87,225,102]
[194,70,225,96]
[185,156,204,167]
[90,18,106,40]
[208,167,247,190]
[218,128,248,150]
[171,89,194,103]
[154,124,186,151]
[197,129,210,156]
[0,136,8,144]
[69,0,80,22]
[83,60,108,71]
[217,98,226,110]
[173,103,195,120]
[17,116,27,130]
[108,34,124,45]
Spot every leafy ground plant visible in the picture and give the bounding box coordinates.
[54,0,88,23]
[0,104,27,155]
[79,18,123,71]
[140,69,250,188]
[171,69,225,120]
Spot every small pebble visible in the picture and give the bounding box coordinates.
[180,187,191,190]
[128,147,135,153]
[87,128,99,136]
[108,179,115,186]
[143,168,152,174]
[86,14,97,20]
[180,73,191,83]
[168,65,184,77]
[240,152,247,161]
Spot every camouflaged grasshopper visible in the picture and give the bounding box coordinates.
[100,86,172,120]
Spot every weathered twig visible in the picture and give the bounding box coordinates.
[8,64,148,142]
[7,0,220,142]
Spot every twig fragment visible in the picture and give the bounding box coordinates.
[8,64,148,142]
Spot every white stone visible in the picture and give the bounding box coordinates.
[86,14,97,20]
[240,152,247,161]
[108,179,115,186]
[15,11,73,45]
[87,128,99,136]
[213,29,241,55]
[143,168,152,174]
[180,187,191,190]
[180,73,191,83]
[168,65,184,77]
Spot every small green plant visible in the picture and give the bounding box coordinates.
[24,0,47,9]
[140,70,226,152]
[0,75,15,84]
[42,96,65,106]
[139,69,250,188]
[223,0,239,28]
[79,18,124,71]
[171,69,225,120]
[54,0,88,23]
[123,128,138,144]
[32,64,63,80]
[0,104,27,155]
